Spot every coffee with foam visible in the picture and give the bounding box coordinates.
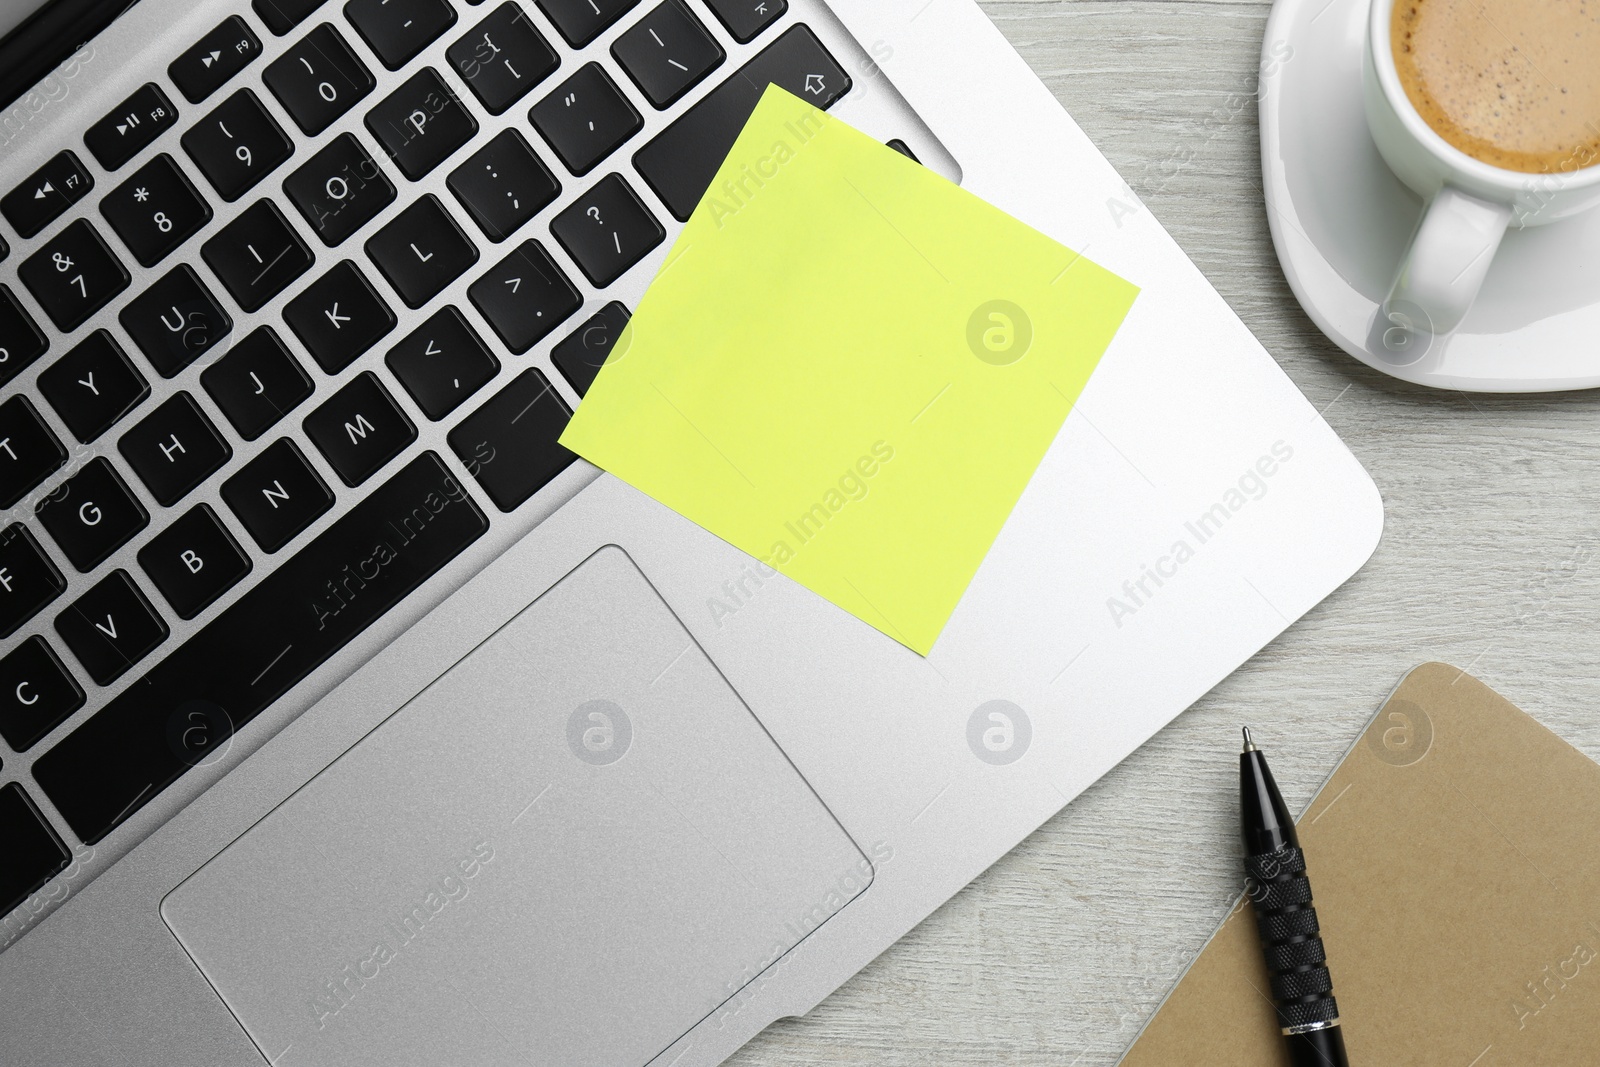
[1392,0,1600,173]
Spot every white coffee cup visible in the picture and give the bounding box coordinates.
[1363,0,1600,343]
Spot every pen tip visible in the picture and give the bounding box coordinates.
[1241,726,1257,752]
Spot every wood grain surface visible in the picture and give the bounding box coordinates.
[729,2,1600,1064]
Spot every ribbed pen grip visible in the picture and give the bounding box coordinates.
[1244,846,1340,1031]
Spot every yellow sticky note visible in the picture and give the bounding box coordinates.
[560,86,1138,654]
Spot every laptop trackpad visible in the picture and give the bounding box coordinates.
[162,545,870,1067]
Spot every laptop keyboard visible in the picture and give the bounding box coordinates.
[0,0,855,923]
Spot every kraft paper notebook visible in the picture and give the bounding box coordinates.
[1121,663,1600,1066]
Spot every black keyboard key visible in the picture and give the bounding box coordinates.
[529,63,641,176]
[17,220,131,332]
[0,637,84,751]
[263,23,375,136]
[468,239,579,353]
[36,330,149,444]
[99,154,212,267]
[137,504,251,620]
[284,134,395,247]
[84,84,179,172]
[365,68,478,180]
[2,151,94,238]
[201,200,314,312]
[346,0,457,70]
[221,438,333,552]
[703,0,784,43]
[0,524,65,638]
[181,90,294,202]
[254,0,327,34]
[448,2,559,115]
[0,397,67,510]
[33,451,486,843]
[635,25,849,219]
[550,299,628,396]
[118,393,232,507]
[550,173,663,286]
[535,0,638,47]
[386,306,499,420]
[0,286,49,389]
[54,570,168,686]
[303,371,416,486]
[884,140,916,163]
[119,264,233,378]
[169,16,263,104]
[447,129,559,242]
[201,327,315,440]
[35,458,149,572]
[282,260,396,373]
[612,1,723,109]
[0,784,68,917]
[365,194,478,308]
[448,368,574,510]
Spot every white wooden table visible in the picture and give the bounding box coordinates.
[730,2,1600,1064]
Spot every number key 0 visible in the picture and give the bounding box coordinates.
[100,154,213,267]
[181,89,294,202]
[263,24,375,136]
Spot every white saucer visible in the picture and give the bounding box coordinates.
[1259,0,1600,392]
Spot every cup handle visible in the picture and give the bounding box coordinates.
[1383,187,1512,337]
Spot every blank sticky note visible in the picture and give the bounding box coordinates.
[559,86,1138,654]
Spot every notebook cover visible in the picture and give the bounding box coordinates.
[1119,662,1600,1066]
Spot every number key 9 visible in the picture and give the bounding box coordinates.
[180,89,294,202]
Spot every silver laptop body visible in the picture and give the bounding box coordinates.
[0,0,1383,1064]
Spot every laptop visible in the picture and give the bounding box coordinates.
[0,0,1384,1063]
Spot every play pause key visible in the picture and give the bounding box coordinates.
[85,84,179,171]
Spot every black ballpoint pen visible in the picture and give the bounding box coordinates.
[1240,727,1350,1067]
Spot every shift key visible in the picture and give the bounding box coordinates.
[632,24,849,220]
[32,452,488,844]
